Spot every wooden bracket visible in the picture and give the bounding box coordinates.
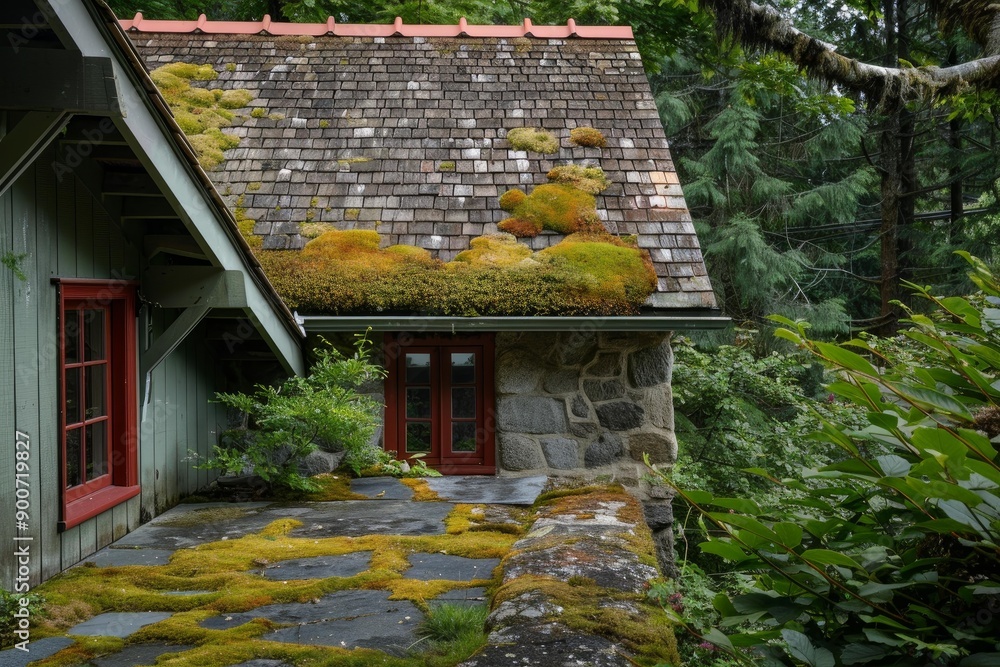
[0,50,119,114]
[0,111,70,196]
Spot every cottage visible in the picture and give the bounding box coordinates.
[125,16,726,483]
[0,0,304,590]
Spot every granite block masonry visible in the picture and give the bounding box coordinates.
[493,331,675,487]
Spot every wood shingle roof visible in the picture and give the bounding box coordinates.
[126,18,716,309]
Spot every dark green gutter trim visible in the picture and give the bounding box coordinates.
[295,312,730,333]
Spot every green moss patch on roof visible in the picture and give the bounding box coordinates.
[506,127,560,154]
[151,62,254,170]
[258,230,656,317]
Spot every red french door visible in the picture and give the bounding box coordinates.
[384,334,495,474]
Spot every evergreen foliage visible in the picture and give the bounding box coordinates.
[655,254,1000,666]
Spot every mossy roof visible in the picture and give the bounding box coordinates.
[126,21,717,310]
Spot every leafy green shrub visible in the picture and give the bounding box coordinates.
[0,590,44,649]
[196,337,385,489]
[656,253,1000,666]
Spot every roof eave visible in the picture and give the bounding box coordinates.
[296,312,730,334]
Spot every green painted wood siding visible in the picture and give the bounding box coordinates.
[0,148,229,591]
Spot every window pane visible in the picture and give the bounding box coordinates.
[86,421,108,479]
[64,310,80,364]
[406,387,432,419]
[405,353,431,384]
[66,427,81,488]
[83,309,106,361]
[451,353,475,384]
[65,368,81,425]
[406,422,432,453]
[452,387,476,419]
[452,422,477,453]
[85,365,107,420]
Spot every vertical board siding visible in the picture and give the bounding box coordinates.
[11,167,42,587]
[35,160,62,582]
[0,185,15,589]
[0,149,250,590]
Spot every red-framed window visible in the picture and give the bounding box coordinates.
[384,333,495,475]
[56,280,140,530]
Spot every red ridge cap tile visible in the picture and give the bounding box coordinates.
[117,14,635,39]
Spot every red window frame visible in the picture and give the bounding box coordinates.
[384,333,495,475]
[56,279,140,530]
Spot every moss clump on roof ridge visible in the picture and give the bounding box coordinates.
[506,127,560,154]
[257,229,655,316]
[150,62,254,171]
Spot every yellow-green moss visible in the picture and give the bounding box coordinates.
[501,183,601,236]
[250,107,267,118]
[150,62,252,171]
[400,478,442,501]
[218,89,253,109]
[498,189,527,212]
[385,245,434,262]
[569,126,607,148]
[259,228,656,317]
[247,182,262,192]
[506,127,559,154]
[546,165,610,195]
[344,208,361,221]
[451,234,532,267]
[225,62,237,73]
[319,119,331,129]
[438,161,456,172]
[160,62,218,81]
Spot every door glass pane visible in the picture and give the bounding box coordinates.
[66,427,81,488]
[85,365,106,420]
[64,310,80,364]
[452,387,476,419]
[452,422,477,452]
[405,353,431,384]
[451,353,475,384]
[83,309,106,361]
[406,387,432,419]
[406,422,432,453]
[86,421,108,479]
[65,368,81,424]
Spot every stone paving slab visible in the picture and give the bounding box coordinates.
[110,504,279,549]
[0,637,74,667]
[261,590,421,656]
[350,477,413,500]
[261,552,371,580]
[81,548,176,568]
[68,612,172,638]
[87,642,194,667]
[291,501,454,537]
[460,623,632,667]
[200,589,422,655]
[425,476,546,505]
[404,554,500,581]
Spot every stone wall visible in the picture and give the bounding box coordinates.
[493,331,676,490]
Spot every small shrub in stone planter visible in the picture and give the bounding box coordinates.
[192,337,385,491]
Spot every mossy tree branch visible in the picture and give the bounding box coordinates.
[702,0,1000,105]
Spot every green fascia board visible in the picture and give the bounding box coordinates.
[296,312,730,333]
[51,0,305,376]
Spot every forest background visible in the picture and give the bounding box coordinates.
[103,0,1000,663]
